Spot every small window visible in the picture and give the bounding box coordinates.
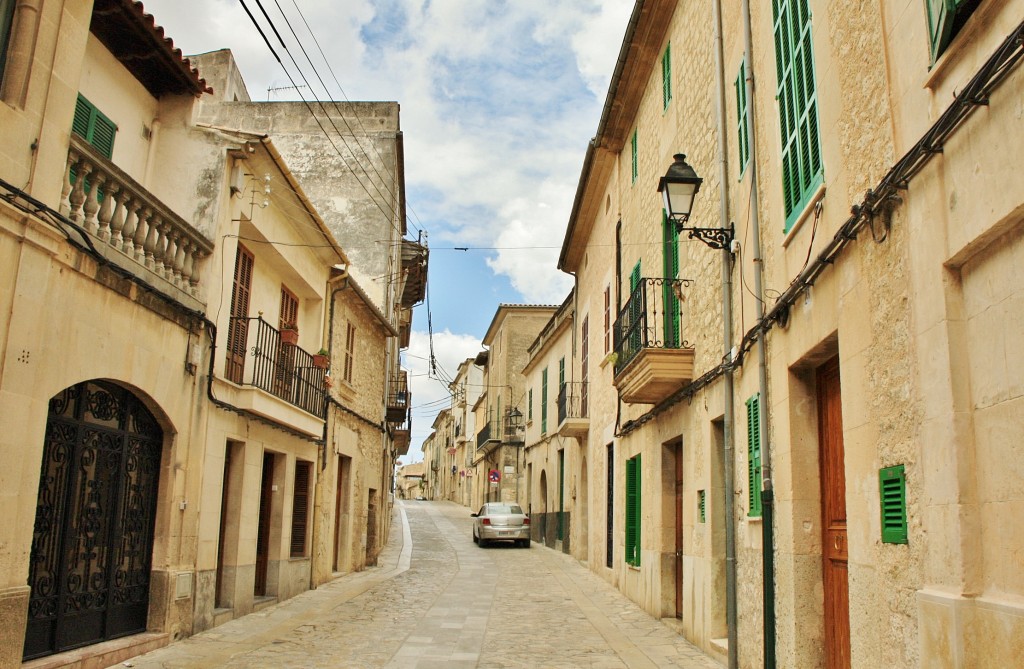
[625,454,642,566]
[880,465,908,544]
[661,42,672,110]
[343,322,356,383]
[746,394,763,518]
[72,94,117,159]
[630,129,638,184]
[290,460,312,557]
[735,61,750,173]
[925,0,980,64]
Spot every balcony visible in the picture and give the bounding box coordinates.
[476,420,499,450]
[613,277,695,404]
[387,371,410,423]
[225,316,327,417]
[393,416,412,456]
[557,382,589,438]
[62,135,213,309]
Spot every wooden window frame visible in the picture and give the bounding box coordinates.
[290,460,312,557]
[773,0,823,232]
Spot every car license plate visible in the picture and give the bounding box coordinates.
[500,530,512,536]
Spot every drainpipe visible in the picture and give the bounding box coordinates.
[712,0,739,666]
[740,0,776,666]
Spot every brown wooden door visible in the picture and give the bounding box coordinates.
[674,442,684,618]
[817,357,850,669]
[255,452,274,596]
[333,457,344,572]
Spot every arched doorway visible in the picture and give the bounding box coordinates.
[24,381,164,661]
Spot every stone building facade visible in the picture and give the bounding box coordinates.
[556,0,1024,668]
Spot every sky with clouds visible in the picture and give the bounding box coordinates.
[142,0,633,457]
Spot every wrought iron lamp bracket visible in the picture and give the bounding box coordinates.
[674,218,735,250]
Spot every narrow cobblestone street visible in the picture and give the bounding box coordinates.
[119,501,720,668]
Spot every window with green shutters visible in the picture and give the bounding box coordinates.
[772,0,822,231]
[661,42,672,110]
[698,490,706,523]
[879,465,908,544]
[558,356,565,390]
[0,0,15,81]
[541,367,548,434]
[625,454,642,566]
[72,94,117,158]
[630,129,638,184]
[558,450,565,541]
[735,61,750,174]
[661,212,680,347]
[528,388,533,422]
[925,0,979,64]
[746,394,763,518]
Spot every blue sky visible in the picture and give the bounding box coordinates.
[141,0,633,455]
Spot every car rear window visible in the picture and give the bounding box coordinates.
[487,504,524,515]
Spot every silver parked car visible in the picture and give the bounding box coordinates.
[471,503,531,548]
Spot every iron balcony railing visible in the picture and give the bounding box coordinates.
[613,277,693,376]
[557,382,588,425]
[225,316,326,416]
[476,420,497,449]
[386,372,410,423]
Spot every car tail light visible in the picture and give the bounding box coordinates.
[482,518,491,525]
[523,517,530,525]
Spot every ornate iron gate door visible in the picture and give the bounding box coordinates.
[24,381,163,661]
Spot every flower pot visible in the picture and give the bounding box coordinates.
[280,328,299,345]
[313,354,330,369]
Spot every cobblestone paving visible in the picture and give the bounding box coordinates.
[118,501,720,669]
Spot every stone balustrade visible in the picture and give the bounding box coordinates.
[60,135,214,297]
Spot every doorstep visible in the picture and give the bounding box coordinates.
[22,632,170,669]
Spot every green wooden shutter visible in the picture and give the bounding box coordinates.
[625,455,641,566]
[698,490,706,523]
[630,129,638,184]
[559,357,565,388]
[634,454,642,566]
[925,0,974,64]
[735,61,750,172]
[528,388,533,421]
[541,368,548,434]
[628,261,642,354]
[880,465,908,544]
[661,212,680,347]
[72,94,117,158]
[773,0,822,231]
[747,394,763,518]
[558,450,565,541]
[661,42,672,110]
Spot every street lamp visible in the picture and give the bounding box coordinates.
[505,407,523,443]
[658,153,734,250]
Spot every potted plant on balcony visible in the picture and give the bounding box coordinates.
[280,321,299,345]
[313,348,330,369]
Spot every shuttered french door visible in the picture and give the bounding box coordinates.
[226,245,254,383]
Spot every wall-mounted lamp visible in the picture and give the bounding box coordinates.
[658,154,734,250]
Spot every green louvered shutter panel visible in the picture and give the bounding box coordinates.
[661,42,672,110]
[698,489,706,523]
[528,388,533,421]
[0,0,16,78]
[634,454,641,565]
[661,212,680,347]
[541,368,548,434]
[735,62,750,172]
[630,129,638,184]
[72,94,117,158]
[625,456,638,565]
[880,465,908,544]
[747,394,763,517]
[773,0,822,231]
[558,450,565,541]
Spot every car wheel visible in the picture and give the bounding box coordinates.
[473,531,478,544]
[520,539,531,548]
[479,537,489,548]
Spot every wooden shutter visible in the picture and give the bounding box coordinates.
[625,454,642,566]
[72,94,117,159]
[541,367,548,434]
[879,465,908,544]
[606,443,614,568]
[343,322,356,383]
[661,42,672,109]
[279,286,298,331]
[773,0,822,230]
[747,394,763,517]
[699,489,706,523]
[628,261,642,353]
[0,0,14,76]
[735,61,750,171]
[603,287,611,354]
[290,460,311,557]
[581,316,589,416]
[662,212,681,347]
[528,388,533,421]
[630,129,638,184]
[226,245,254,383]
[558,450,565,541]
